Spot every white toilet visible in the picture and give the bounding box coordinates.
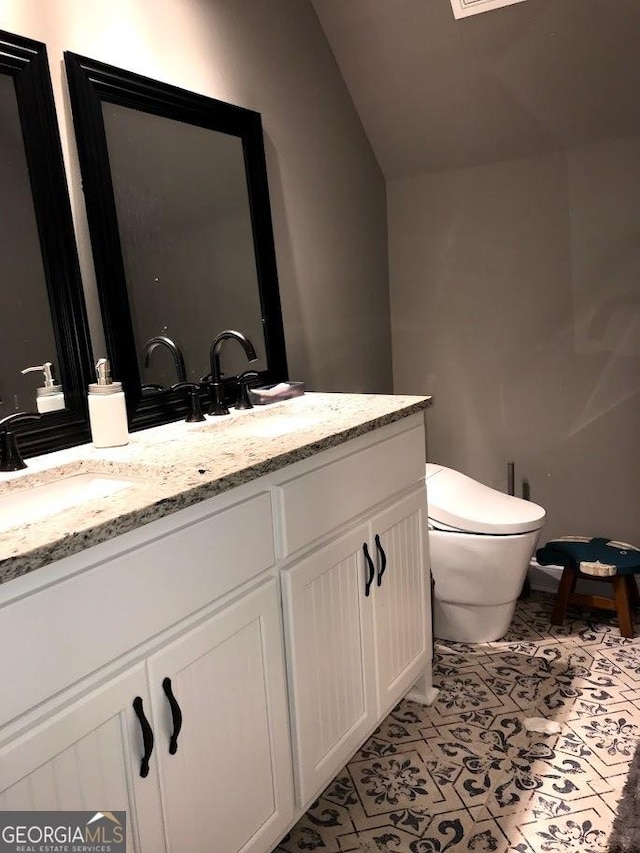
[425,464,546,643]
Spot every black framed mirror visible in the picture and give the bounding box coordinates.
[0,31,93,455]
[64,52,289,430]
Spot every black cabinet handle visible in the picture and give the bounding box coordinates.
[363,543,375,597]
[132,696,154,778]
[162,677,183,755]
[375,534,387,587]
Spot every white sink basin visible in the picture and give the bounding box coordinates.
[228,415,314,439]
[194,413,314,439]
[0,473,135,534]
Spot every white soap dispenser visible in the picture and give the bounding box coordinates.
[88,358,129,448]
[21,362,66,413]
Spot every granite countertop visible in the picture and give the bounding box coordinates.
[0,392,431,584]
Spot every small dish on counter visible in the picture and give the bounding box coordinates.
[248,381,305,405]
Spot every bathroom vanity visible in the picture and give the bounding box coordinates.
[0,393,434,853]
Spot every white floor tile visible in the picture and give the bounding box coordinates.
[274,592,640,852]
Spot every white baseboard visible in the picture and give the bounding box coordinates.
[528,559,640,596]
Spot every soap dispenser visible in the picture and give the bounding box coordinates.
[88,358,129,448]
[21,362,66,413]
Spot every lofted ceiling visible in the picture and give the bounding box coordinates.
[311,0,640,179]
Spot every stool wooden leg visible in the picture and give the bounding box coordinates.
[552,564,578,626]
[613,575,634,639]
[626,575,640,610]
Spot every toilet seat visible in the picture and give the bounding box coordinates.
[425,463,546,536]
[429,518,498,535]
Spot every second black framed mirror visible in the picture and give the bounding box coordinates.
[64,52,289,430]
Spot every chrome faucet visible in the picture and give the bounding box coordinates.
[142,335,187,385]
[208,330,257,416]
[0,412,42,471]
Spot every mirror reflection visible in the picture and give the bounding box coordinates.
[0,31,92,456]
[0,73,63,416]
[65,51,288,430]
[102,102,268,390]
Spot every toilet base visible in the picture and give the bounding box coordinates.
[428,526,540,644]
[433,598,516,643]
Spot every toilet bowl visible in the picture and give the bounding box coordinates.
[425,464,546,643]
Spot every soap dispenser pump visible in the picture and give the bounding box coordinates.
[21,362,66,413]
[88,358,129,448]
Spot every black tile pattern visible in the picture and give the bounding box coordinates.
[274,592,640,852]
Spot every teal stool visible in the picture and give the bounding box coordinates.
[536,536,640,638]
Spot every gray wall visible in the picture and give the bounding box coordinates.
[389,138,640,543]
[2,0,392,394]
[311,0,640,545]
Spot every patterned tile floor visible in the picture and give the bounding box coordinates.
[274,591,640,852]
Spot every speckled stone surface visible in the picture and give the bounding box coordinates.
[0,393,431,584]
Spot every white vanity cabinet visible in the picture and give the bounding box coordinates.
[369,488,431,713]
[0,408,433,853]
[0,665,166,852]
[146,578,294,853]
[281,523,377,807]
[279,421,431,808]
[0,487,294,853]
[0,579,293,853]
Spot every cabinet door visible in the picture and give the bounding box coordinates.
[147,578,293,853]
[0,665,165,853]
[281,525,377,808]
[370,488,431,716]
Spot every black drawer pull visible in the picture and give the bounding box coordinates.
[132,696,154,778]
[162,677,183,755]
[363,542,375,597]
[375,534,387,587]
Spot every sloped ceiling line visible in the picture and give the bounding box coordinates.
[312,0,640,179]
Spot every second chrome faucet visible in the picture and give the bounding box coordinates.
[142,335,187,386]
[208,330,258,416]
